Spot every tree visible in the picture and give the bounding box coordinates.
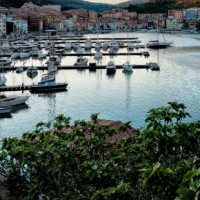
[0,102,199,199]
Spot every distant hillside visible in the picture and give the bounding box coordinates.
[118,0,150,7]
[0,0,116,12]
[175,0,200,8]
[125,0,200,13]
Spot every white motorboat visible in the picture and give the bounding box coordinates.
[73,42,80,51]
[110,41,119,50]
[106,61,116,74]
[76,47,84,55]
[0,50,12,57]
[127,42,134,50]
[31,47,40,57]
[74,57,88,67]
[20,51,31,59]
[0,106,12,114]
[46,55,61,66]
[102,41,110,49]
[11,52,20,59]
[16,66,25,73]
[44,40,52,49]
[84,39,92,49]
[108,47,116,54]
[123,61,133,73]
[38,52,47,59]
[119,42,125,48]
[0,58,12,66]
[0,94,29,107]
[95,41,102,49]
[64,42,72,50]
[27,66,38,78]
[0,74,7,86]
[48,64,58,73]
[94,51,102,60]
[0,40,11,50]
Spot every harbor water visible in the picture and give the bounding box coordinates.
[0,32,200,138]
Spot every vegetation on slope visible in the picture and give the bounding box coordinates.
[126,0,200,13]
[0,102,199,199]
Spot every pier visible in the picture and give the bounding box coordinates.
[1,51,149,57]
[0,62,159,92]
[0,85,31,92]
[1,63,154,71]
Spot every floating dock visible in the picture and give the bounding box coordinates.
[0,85,31,92]
[51,52,148,56]
[1,64,154,71]
[0,63,159,92]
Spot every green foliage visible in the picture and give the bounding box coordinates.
[0,102,199,199]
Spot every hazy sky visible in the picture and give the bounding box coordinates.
[85,0,128,4]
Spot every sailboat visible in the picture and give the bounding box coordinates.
[146,39,173,49]
[123,32,133,73]
[146,24,173,49]
[30,72,67,93]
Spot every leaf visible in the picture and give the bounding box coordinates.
[183,170,199,183]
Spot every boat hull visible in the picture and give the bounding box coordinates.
[0,106,12,114]
[30,83,68,93]
[0,96,29,107]
[106,68,116,74]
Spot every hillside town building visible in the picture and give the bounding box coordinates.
[0,2,199,35]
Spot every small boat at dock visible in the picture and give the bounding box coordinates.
[16,66,26,73]
[0,94,29,107]
[0,106,12,114]
[30,74,67,93]
[106,61,116,74]
[27,66,38,78]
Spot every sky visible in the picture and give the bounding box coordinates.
[85,0,128,4]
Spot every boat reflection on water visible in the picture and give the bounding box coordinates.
[0,113,12,119]
[0,104,29,118]
[12,104,29,114]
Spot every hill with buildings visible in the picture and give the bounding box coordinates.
[0,0,116,12]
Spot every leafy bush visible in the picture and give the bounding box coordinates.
[0,102,199,199]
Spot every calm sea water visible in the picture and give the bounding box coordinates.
[0,32,200,138]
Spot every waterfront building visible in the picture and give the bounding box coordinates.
[0,15,6,37]
[0,6,8,15]
[166,17,183,30]
[75,19,89,31]
[186,8,198,20]
[62,9,89,20]
[64,19,75,31]
[138,13,166,29]
[168,9,184,22]
[188,20,198,29]
[13,19,28,34]
[44,14,65,28]
[88,11,97,19]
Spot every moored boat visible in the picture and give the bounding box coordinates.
[16,66,26,73]
[27,66,38,78]
[123,61,133,73]
[106,61,116,74]
[30,74,67,93]
[74,57,88,67]
[0,106,12,114]
[0,94,29,107]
